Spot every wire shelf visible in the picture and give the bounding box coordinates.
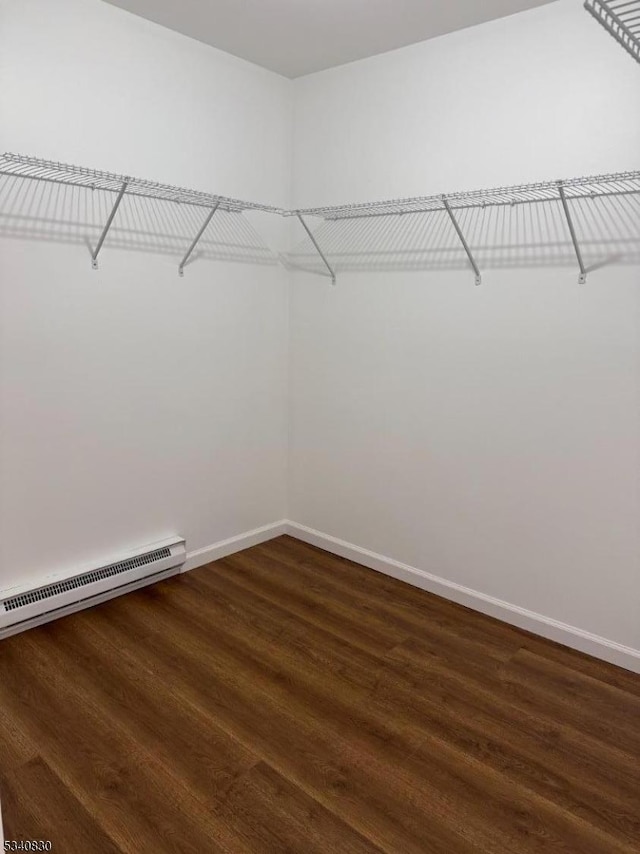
[585,0,640,63]
[0,153,283,215]
[285,190,640,275]
[0,152,282,273]
[286,171,640,285]
[288,171,640,220]
[1,152,639,283]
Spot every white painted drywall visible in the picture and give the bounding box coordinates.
[0,0,291,590]
[293,1,640,202]
[289,0,640,651]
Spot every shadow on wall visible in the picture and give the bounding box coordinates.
[0,175,279,269]
[286,194,640,279]
[2,174,639,280]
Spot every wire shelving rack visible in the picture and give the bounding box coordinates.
[1,152,639,284]
[0,153,283,274]
[0,153,282,214]
[585,0,640,63]
[289,173,640,220]
[286,172,640,285]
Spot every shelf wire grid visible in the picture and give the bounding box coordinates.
[0,153,284,215]
[585,0,640,62]
[1,153,639,277]
[0,153,280,267]
[288,171,640,220]
[286,180,640,276]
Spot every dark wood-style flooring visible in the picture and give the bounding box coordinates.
[1,535,639,853]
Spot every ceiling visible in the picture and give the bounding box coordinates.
[103,0,559,78]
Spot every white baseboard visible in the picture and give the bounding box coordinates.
[284,521,640,675]
[182,520,288,573]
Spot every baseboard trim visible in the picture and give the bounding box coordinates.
[284,521,640,675]
[182,521,288,573]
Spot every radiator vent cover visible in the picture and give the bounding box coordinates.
[0,537,186,638]
[3,547,172,613]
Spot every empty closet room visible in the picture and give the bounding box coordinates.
[1,0,640,851]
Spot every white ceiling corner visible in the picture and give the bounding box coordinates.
[102,0,560,78]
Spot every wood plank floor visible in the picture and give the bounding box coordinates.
[1,535,639,853]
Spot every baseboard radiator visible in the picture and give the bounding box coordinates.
[0,537,186,639]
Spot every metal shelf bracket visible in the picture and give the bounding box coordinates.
[296,213,336,285]
[558,181,587,284]
[91,180,128,270]
[178,202,221,277]
[442,197,482,286]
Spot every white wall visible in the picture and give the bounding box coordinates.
[293,0,640,204]
[289,0,640,652]
[0,0,291,589]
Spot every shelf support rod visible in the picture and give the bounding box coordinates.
[178,201,221,277]
[92,181,128,270]
[558,181,587,284]
[442,196,481,286]
[297,213,336,285]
